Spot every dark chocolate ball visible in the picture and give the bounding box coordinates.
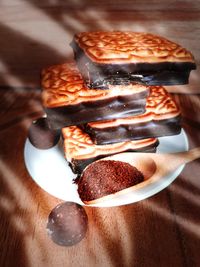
[46,202,88,246]
[28,117,60,149]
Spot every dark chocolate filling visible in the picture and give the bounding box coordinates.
[83,116,182,145]
[71,39,196,89]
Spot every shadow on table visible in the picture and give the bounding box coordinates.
[85,172,200,267]
[0,0,169,88]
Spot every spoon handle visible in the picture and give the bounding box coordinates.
[176,147,200,165]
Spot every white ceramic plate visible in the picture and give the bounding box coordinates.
[24,129,189,207]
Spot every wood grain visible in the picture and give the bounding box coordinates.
[0,1,200,267]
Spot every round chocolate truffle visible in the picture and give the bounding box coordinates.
[46,202,88,246]
[28,117,60,149]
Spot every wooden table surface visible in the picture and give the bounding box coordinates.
[0,1,200,266]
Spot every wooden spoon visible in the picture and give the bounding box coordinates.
[80,147,200,205]
[99,146,200,181]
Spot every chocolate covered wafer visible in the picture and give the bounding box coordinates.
[83,86,181,144]
[71,31,196,88]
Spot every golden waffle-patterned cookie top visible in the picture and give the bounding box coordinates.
[62,126,158,160]
[74,31,195,64]
[41,62,149,108]
[87,86,181,128]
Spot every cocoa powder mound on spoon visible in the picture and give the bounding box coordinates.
[76,160,144,202]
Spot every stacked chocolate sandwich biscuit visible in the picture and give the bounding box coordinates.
[41,31,196,174]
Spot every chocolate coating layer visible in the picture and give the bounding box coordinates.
[46,202,88,246]
[83,117,181,145]
[45,93,147,129]
[28,117,60,149]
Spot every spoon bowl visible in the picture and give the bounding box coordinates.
[81,147,200,205]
